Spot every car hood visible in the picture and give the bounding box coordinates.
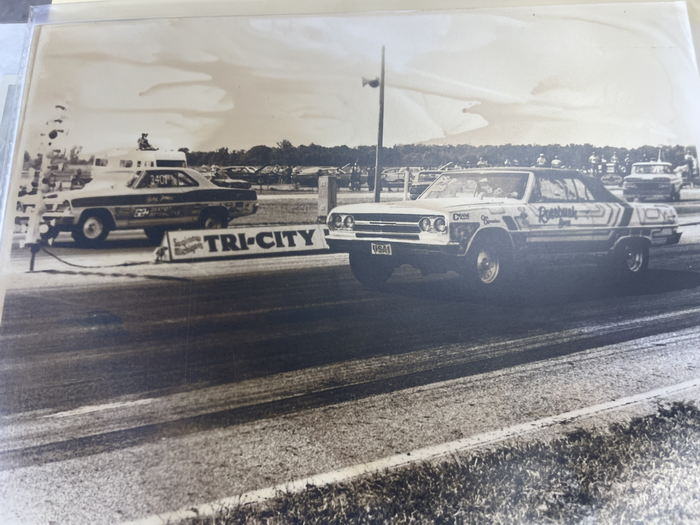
[331,197,517,215]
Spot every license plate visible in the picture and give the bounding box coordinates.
[370,242,392,256]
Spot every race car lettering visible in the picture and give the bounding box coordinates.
[538,206,578,224]
[146,194,175,204]
[481,215,500,225]
[452,212,470,221]
[202,229,318,252]
[133,208,150,218]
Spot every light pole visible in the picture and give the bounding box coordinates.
[363,45,385,203]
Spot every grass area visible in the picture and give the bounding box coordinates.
[184,402,700,524]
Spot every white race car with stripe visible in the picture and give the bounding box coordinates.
[326,168,680,291]
[40,167,258,247]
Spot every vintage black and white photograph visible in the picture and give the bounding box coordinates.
[1,1,700,523]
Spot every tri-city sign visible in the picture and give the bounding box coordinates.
[163,224,330,262]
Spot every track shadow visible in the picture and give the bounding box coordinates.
[383,265,700,307]
[31,268,191,282]
[50,237,155,250]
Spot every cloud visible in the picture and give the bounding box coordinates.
[17,2,700,155]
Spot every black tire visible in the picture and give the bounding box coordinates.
[200,209,229,229]
[607,239,649,282]
[72,211,111,247]
[462,236,514,295]
[349,251,394,289]
[144,227,166,245]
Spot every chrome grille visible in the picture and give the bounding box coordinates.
[352,213,422,237]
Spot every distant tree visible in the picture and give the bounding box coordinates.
[244,145,273,166]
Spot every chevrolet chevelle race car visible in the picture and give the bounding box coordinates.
[326,168,680,292]
[40,167,258,246]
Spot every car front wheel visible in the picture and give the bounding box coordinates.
[349,251,394,289]
[72,212,111,247]
[462,237,514,294]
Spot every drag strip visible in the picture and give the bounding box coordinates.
[1,304,700,470]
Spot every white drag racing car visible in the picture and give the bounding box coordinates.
[40,167,258,246]
[326,168,680,292]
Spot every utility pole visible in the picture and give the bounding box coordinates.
[373,46,385,203]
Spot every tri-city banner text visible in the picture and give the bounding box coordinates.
[163,224,330,261]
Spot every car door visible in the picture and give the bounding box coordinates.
[522,174,627,253]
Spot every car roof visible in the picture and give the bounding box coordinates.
[631,161,672,166]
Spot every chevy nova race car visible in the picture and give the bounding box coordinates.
[326,168,680,292]
[40,167,258,246]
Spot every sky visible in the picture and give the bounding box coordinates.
[16,1,700,155]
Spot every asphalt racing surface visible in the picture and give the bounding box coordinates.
[1,221,700,522]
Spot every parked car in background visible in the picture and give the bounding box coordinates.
[622,162,683,202]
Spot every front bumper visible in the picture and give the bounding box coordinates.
[326,237,464,257]
[42,213,76,230]
[623,187,672,200]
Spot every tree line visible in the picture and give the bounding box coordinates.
[180,141,697,169]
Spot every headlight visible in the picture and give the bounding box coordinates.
[329,213,343,229]
[419,217,432,232]
[434,217,447,233]
[344,215,355,229]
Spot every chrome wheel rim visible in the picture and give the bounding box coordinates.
[82,217,104,239]
[203,217,222,229]
[624,246,644,272]
[476,249,500,284]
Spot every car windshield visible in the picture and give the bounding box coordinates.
[632,164,671,174]
[421,172,529,200]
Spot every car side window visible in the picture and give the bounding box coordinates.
[534,176,578,202]
[572,178,595,201]
[579,175,621,203]
[137,171,178,188]
[174,171,198,187]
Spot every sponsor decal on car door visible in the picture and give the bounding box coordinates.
[519,176,628,252]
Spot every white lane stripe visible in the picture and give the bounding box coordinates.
[44,398,154,419]
[123,377,700,525]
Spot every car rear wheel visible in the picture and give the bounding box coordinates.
[72,212,111,247]
[200,209,228,229]
[349,251,394,289]
[607,239,649,281]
